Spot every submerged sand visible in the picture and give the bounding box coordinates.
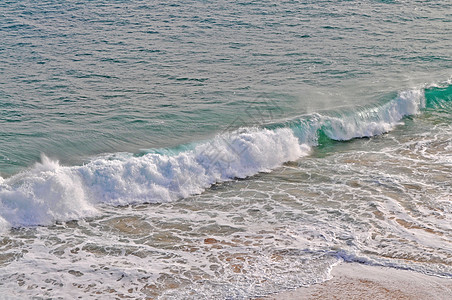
[264,263,452,300]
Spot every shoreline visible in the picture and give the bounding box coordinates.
[263,263,452,300]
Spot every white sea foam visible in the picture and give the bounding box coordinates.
[0,128,309,227]
[320,89,425,140]
[0,89,428,228]
[0,216,9,234]
[0,155,98,227]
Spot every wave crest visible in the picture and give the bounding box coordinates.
[0,86,446,228]
[0,128,309,227]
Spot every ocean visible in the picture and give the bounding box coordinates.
[0,0,451,298]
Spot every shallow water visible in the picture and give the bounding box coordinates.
[0,0,451,299]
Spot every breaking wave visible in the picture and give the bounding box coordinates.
[0,84,449,229]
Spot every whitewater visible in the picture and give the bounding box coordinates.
[0,0,451,298]
[0,88,427,229]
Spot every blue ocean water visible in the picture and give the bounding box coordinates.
[0,0,451,298]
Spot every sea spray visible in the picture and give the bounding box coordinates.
[0,87,441,229]
[0,128,309,227]
[0,155,98,227]
[289,88,425,144]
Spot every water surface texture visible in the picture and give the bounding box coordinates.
[0,0,451,298]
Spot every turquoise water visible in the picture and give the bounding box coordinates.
[1,0,450,174]
[0,0,451,298]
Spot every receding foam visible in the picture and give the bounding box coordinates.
[0,87,433,228]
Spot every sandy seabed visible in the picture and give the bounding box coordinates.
[263,263,452,300]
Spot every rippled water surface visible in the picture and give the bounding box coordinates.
[0,0,451,299]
